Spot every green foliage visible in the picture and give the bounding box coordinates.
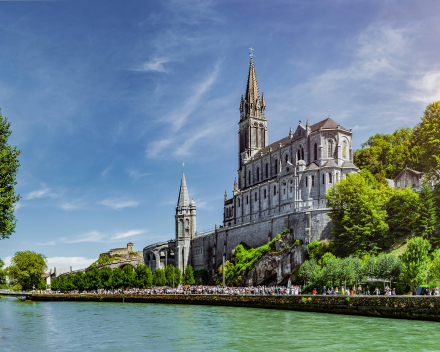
[122,265,135,288]
[414,182,437,241]
[111,268,124,289]
[308,241,333,261]
[89,254,121,267]
[85,268,101,290]
[0,110,21,240]
[73,271,87,291]
[429,249,440,284]
[183,265,195,285]
[8,251,47,291]
[194,269,208,284]
[0,258,6,286]
[152,268,166,286]
[401,237,431,290]
[293,239,303,246]
[99,267,113,290]
[325,171,389,256]
[375,253,402,281]
[135,264,153,288]
[385,187,419,239]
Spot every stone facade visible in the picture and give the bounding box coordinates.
[142,55,359,282]
[388,168,438,190]
[100,243,142,259]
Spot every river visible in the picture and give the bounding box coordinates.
[1,296,439,351]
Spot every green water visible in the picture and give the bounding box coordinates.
[1,297,440,351]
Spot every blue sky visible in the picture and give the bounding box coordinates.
[1,0,439,269]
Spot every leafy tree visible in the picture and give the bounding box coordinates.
[135,265,152,288]
[51,277,59,291]
[411,101,440,181]
[325,171,389,255]
[122,265,135,288]
[401,237,431,290]
[73,271,87,291]
[183,265,195,285]
[414,182,437,241]
[296,258,319,285]
[322,257,341,287]
[0,258,6,286]
[376,253,402,282]
[338,257,356,288]
[85,268,101,290]
[385,188,419,239]
[364,255,377,279]
[99,267,113,290]
[174,266,182,287]
[111,268,124,289]
[353,127,415,181]
[429,249,440,284]
[152,268,166,286]
[8,251,47,291]
[0,110,21,240]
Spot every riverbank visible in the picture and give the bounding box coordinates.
[31,294,440,321]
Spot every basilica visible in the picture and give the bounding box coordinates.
[142,55,359,281]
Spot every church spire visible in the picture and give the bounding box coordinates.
[177,167,190,207]
[240,51,265,120]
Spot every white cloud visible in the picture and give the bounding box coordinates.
[99,198,139,210]
[14,203,23,210]
[3,256,12,268]
[60,201,86,211]
[35,240,56,246]
[46,257,97,271]
[408,71,440,103]
[63,231,104,243]
[173,125,217,157]
[127,169,150,180]
[134,58,169,73]
[26,187,55,200]
[101,165,112,177]
[112,229,147,240]
[352,125,370,131]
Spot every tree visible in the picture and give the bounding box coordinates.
[429,249,440,284]
[122,265,135,288]
[99,267,113,290]
[85,268,101,290]
[296,259,319,285]
[174,266,182,287]
[111,268,124,289]
[8,251,47,291]
[0,110,21,240]
[73,271,87,291]
[135,265,152,288]
[414,182,437,241]
[401,237,431,290]
[0,258,7,287]
[51,277,59,291]
[325,171,389,255]
[385,188,419,239]
[376,253,402,283]
[411,101,440,181]
[152,268,166,286]
[183,265,195,285]
[339,257,356,288]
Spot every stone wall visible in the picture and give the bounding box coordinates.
[31,294,440,322]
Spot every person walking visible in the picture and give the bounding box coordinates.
[322,286,327,295]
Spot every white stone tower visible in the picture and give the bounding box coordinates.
[175,167,196,274]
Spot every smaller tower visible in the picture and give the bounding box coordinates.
[175,166,196,274]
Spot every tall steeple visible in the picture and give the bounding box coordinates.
[177,168,190,207]
[240,54,265,120]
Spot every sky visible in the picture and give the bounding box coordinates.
[0,0,439,270]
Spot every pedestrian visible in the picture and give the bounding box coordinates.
[322,286,326,295]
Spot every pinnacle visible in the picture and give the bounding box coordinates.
[177,169,190,207]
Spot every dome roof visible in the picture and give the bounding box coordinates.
[190,198,196,207]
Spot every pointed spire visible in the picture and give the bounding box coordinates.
[261,92,266,108]
[224,190,228,201]
[306,119,309,128]
[289,127,293,139]
[177,167,190,207]
[245,57,260,105]
[234,177,238,191]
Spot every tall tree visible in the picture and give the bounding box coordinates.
[429,249,440,284]
[414,182,437,241]
[8,251,47,291]
[411,101,440,181]
[122,265,135,288]
[73,271,87,291]
[152,268,166,286]
[111,268,124,289]
[99,267,113,290]
[0,110,21,240]
[325,171,389,255]
[0,258,7,286]
[401,237,431,290]
[135,265,153,288]
[85,268,101,290]
[385,187,419,239]
[183,265,195,285]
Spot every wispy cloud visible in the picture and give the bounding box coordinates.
[134,58,169,73]
[26,186,57,200]
[127,169,151,180]
[35,240,56,246]
[14,203,23,210]
[99,198,139,210]
[46,257,97,271]
[112,229,147,240]
[60,201,86,211]
[101,165,112,177]
[173,124,218,157]
[63,231,104,243]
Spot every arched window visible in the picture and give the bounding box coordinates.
[314,143,317,160]
[248,170,251,185]
[274,159,278,174]
[226,208,228,218]
[180,220,184,237]
[238,198,240,207]
[274,186,277,196]
[328,141,332,158]
[186,219,189,227]
[312,175,315,186]
[285,154,288,163]
[297,150,301,160]
[256,167,260,182]
[265,163,268,178]
[322,174,325,184]
[343,141,347,159]
[255,192,257,202]
[246,195,249,204]
[301,148,304,160]
[329,173,332,183]
[264,189,267,199]
[306,177,308,187]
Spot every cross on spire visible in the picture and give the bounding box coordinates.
[249,47,254,58]
[182,162,185,169]
[328,109,331,117]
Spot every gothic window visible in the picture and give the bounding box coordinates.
[322,174,325,184]
[297,150,301,160]
[238,198,240,207]
[329,173,332,183]
[226,208,229,218]
[186,219,189,227]
[180,220,184,237]
[314,143,317,160]
[312,175,315,186]
[248,170,251,185]
[264,189,267,199]
[265,163,268,178]
[257,167,260,182]
[290,187,292,193]
[284,189,286,195]
[285,154,288,163]
[328,141,332,158]
[343,141,347,159]
[301,148,304,160]
[255,192,257,202]
[274,186,277,196]
[274,159,278,174]
[306,177,308,187]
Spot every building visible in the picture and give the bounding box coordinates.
[143,55,359,281]
[389,168,438,191]
[99,243,142,259]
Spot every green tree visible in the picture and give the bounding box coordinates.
[0,258,6,287]
[85,268,101,290]
[122,265,135,288]
[339,256,356,288]
[411,101,440,181]
[51,277,59,291]
[414,182,437,241]
[99,267,113,290]
[385,188,419,239]
[8,251,47,291]
[164,265,176,287]
[296,259,319,286]
[376,253,402,283]
[325,171,389,255]
[0,111,21,240]
[401,237,431,290]
[73,271,87,291]
[111,268,124,289]
[353,127,415,181]
[429,249,440,284]
[152,268,166,286]
[135,265,152,288]
[183,265,195,285]
[174,266,182,287]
